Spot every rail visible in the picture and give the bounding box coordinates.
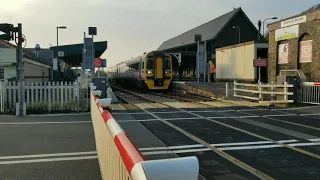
[299,82,320,104]
[233,81,294,104]
[90,86,199,180]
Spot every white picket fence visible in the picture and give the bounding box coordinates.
[0,81,80,114]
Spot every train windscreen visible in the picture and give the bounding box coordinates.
[164,57,171,69]
[147,59,154,69]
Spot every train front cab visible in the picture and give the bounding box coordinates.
[144,51,172,90]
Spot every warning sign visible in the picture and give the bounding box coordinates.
[299,40,312,63]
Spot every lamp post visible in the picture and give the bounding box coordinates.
[263,17,278,37]
[232,26,241,44]
[56,26,67,81]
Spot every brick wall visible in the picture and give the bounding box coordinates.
[268,20,320,82]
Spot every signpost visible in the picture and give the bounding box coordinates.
[253,58,267,83]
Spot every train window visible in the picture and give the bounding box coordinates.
[147,59,153,69]
[141,62,144,70]
[164,59,171,69]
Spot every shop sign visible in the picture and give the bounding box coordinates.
[281,15,306,28]
[275,25,299,41]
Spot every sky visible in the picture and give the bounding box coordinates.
[0,0,318,67]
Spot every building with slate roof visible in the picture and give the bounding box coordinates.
[0,40,52,82]
[267,3,320,83]
[157,7,266,80]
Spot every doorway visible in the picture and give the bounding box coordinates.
[256,48,268,83]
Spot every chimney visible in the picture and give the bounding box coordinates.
[34,44,41,58]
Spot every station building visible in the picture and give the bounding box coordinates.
[0,40,107,82]
[267,4,320,83]
[157,7,266,80]
[0,40,52,82]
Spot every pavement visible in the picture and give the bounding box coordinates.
[111,104,320,180]
[0,113,101,180]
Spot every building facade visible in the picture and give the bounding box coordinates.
[0,40,52,82]
[268,8,320,82]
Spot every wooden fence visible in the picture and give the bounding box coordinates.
[233,81,294,104]
[0,81,80,114]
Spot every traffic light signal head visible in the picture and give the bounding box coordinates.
[0,23,14,41]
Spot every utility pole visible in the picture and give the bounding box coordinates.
[17,23,25,116]
[0,23,25,115]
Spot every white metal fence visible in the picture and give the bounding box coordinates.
[233,81,294,104]
[0,81,80,114]
[299,82,320,104]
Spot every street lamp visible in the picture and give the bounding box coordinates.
[263,17,278,37]
[56,26,67,81]
[233,26,241,44]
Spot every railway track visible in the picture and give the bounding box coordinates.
[110,86,320,180]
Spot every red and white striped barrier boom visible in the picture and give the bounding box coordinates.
[301,82,320,86]
[91,89,199,180]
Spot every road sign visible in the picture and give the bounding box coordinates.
[58,51,64,57]
[253,58,267,67]
[94,58,102,67]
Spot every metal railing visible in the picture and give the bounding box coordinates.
[280,69,308,82]
[234,81,294,104]
[298,82,320,104]
[90,87,199,180]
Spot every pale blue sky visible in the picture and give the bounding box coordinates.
[0,0,317,67]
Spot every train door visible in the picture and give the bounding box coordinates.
[153,52,165,86]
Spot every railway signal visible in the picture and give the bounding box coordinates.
[0,23,14,41]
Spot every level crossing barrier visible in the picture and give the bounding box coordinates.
[90,85,199,180]
[233,81,294,104]
[299,82,320,104]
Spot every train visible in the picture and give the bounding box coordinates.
[107,51,173,90]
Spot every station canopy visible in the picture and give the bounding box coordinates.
[50,41,107,66]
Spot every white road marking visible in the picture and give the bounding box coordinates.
[140,140,299,151]
[26,113,90,117]
[300,113,320,116]
[142,141,320,155]
[309,139,320,142]
[237,109,269,112]
[117,119,158,122]
[165,117,200,121]
[207,116,260,119]
[0,151,97,160]
[263,114,297,117]
[0,121,92,125]
[0,156,98,165]
[272,106,320,111]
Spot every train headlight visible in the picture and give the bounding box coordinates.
[165,70,171,74]
[147,70,153,74]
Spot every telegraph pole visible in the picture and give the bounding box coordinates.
[17,23,25,116]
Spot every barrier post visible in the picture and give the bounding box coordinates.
[258,82,262,100]
[225,82,228,98]
[233,81,237,96]
[284,81,288,102]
